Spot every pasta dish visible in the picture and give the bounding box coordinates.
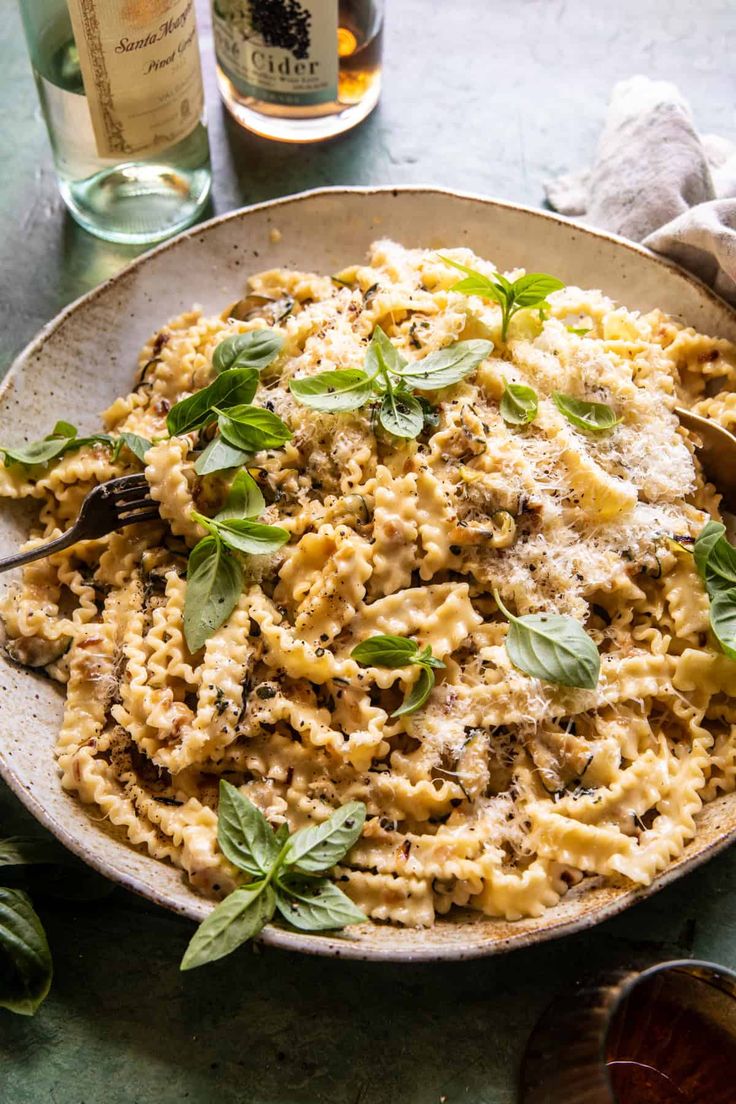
[1,240,735,930]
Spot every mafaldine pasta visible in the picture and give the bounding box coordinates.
[2,240,735,926]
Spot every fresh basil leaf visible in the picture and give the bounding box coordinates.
[116,432,152,462]
[167,368,260,436]
[180,882,275,971]
[394,339,493,390]
[567,326,591,336]
[52,421,77,439]
[212,330,284,374]
[283,802,366,874]
[274,823,290,847]
[511,273,565,307]
[694,520,726,579]
[217,780,280,876]
[500,379,538,425]
[194,436,250,476]
[391,666,435,717]
[553,392,621,433]
[211,518,290,556]
[439,256,507,306]
[495,589,599,689]
[365,325,407,378]
[0,838,64,868]
[351,635,421,668]
[0,888,52,1015]
[709,588,736,661]
[705,535,736,594]
[378,392,424,439]
[0,434,75,468]
[275,877,366,931]
[183,536,243,652]
[217,469,265,520]
[289,369,375,412]
[217,404,292,451]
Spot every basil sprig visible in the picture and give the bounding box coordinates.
[289,326,492,441]
[0,421,116,469]
[500,378,538,426]
[693,521,736,660]
[212,330,284,374]
[494,589,600,690]
[181,782,366,970]
[184,470,289,652]
[0,421,155,470]
[439,256,564,341]
[553,392,621,433]
[351,634,445,716]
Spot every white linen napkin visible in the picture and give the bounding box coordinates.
[545,76,736,304]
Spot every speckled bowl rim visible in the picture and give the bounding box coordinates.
[2,185,736,962]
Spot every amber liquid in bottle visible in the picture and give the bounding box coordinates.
[214,0,384,142]
[605,970,736,1104]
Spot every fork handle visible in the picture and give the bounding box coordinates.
[0,526,83,574]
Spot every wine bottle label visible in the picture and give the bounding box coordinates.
[66,0,205,158]
[213,0,339,106]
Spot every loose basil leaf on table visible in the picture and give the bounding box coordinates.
[553,392,621,433]
[217,780,281,876]
[216,405,292,451]
[0,887,52,1016]
[393,339,492,390]
[0,838,64,868]
[212,329,284,374]
[500,379,539,426]
[289,369,375,412]
[166,367,260,436]
[183,535,243,653]
[275,877,367,931]
[494,589,600,690]
[194,436,250,476]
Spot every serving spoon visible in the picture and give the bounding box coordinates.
[676,407,736,513]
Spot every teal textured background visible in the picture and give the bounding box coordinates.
[1,2,736,1101]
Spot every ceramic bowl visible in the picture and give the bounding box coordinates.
[2,187,735,961]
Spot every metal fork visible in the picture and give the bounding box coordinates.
[0,475,160,573]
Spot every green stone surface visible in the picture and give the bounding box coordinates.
[1,2,736,1101]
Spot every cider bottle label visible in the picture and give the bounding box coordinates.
[213,0,339,106]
